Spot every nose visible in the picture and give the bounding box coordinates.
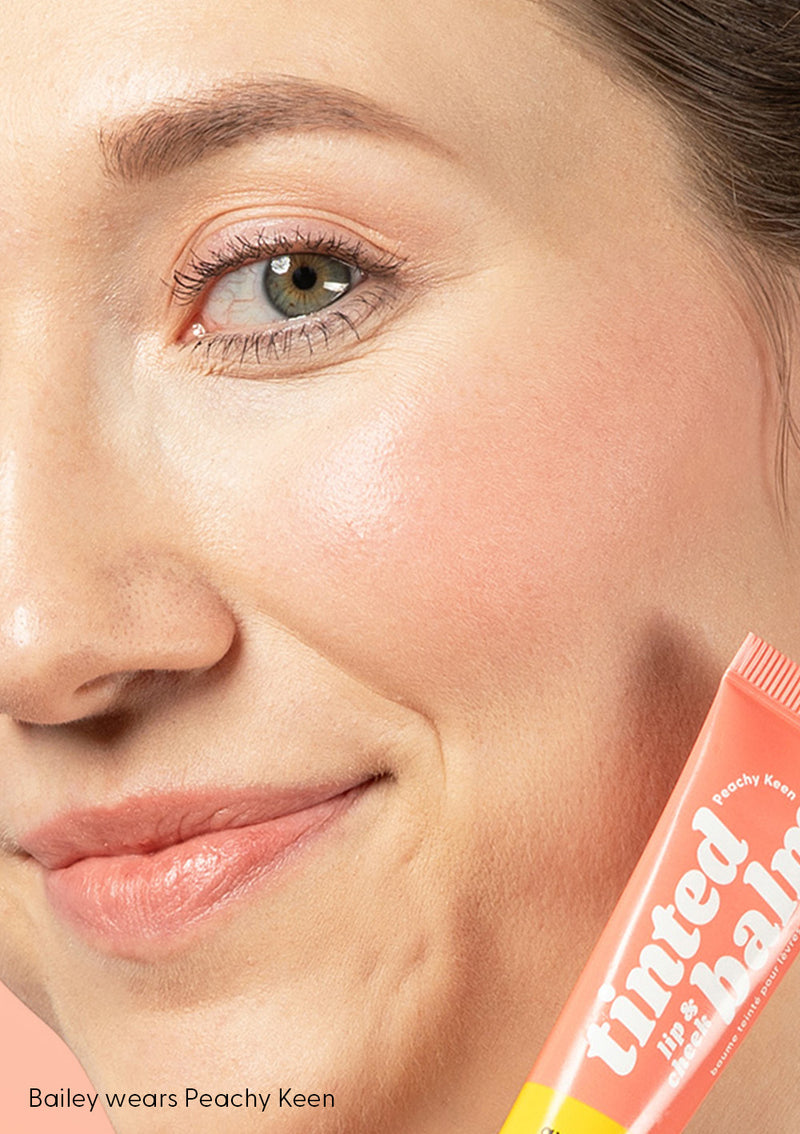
[0,360,235,727]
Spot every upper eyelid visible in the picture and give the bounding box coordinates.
[169,226,406,307]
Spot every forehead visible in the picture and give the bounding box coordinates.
[2,0,537,112]
[0,0,680,214]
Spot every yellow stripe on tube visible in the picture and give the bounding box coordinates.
[499,1083,626,1134]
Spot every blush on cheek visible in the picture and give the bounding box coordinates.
[239,270,763,713]
[258,384,618,704]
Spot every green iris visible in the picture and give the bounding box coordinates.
[264,253,353,318]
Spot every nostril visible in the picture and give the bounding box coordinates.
[6,667,132,728]
[69,671,135,720]
[75,673,122,697]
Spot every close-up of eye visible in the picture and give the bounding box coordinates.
[171,228,403,371]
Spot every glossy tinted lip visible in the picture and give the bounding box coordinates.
[21,778,375,956]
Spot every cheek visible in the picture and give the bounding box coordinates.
[204,272,763,714]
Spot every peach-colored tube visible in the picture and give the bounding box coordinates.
[500,633,800,1134]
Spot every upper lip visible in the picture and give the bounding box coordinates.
[20,777,376,871]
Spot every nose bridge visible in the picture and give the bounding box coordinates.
[0,305,107,574]
[0,97,133,533]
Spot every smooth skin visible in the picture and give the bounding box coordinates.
[1,1,799,1130]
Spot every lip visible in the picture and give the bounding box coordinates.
[21,778,375,956]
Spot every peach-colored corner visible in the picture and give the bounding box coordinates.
[0,982,114,1133]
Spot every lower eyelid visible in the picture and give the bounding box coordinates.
[183,278,399,377]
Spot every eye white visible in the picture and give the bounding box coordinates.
[200,257,361,328]
[203,262,285,326]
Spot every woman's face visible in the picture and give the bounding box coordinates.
[0,1,793,1131]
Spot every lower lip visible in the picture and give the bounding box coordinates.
[43,786,366,956]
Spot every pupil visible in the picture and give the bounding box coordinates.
[292,264,318,291]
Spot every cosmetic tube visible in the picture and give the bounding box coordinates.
[500,633,800,1134]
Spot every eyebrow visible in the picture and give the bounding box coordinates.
[98,76,449,183]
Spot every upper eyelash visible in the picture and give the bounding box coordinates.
[170,227,404,306]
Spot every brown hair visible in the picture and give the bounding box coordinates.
[545,0,800,514]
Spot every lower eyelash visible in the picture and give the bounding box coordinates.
[185,284,392,373]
